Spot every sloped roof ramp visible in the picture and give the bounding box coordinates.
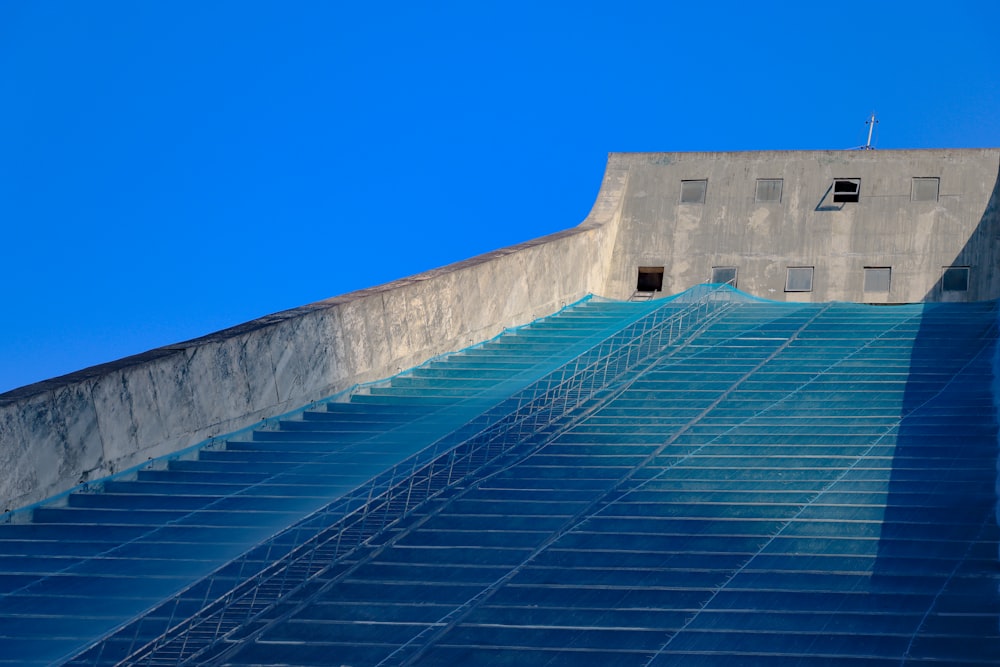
[1,285,997,665]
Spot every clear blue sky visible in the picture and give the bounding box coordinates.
[1,1,998,393]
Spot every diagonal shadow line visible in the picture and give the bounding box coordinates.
[881,302,999,665]
[875,154,1000,663]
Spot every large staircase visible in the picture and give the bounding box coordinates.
[2,289,998,665]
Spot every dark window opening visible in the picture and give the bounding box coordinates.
[912,177,940,202]
[712,266,737,287]
[832,178,860,203]
[755,179,783,203]
[864,267,891,292]
[785,267,814,292]
[680,179,707,204]
[942,266,969,292]
[637,267,664,292]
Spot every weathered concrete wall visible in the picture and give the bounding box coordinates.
[602,149,1000,303]
[7,148,1000,512]
[0,161,631,511]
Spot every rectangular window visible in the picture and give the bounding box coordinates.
[712,266,737,287]
[755,178,783,203]
[785,267,814,292]
[680,179,707,204]
[864,267,891,292]
[942,266,969,292]
[832,178,860,203]
[636,266,664,292]
[912,177,940,202]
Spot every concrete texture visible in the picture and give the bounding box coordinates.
[601,149,1000,302]
[0,161,629,511]
[4,148,1000,512]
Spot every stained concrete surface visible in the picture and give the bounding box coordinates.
[4,148,999,513]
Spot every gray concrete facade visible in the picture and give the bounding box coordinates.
[602,149,1000,303]
[2,148,999,511]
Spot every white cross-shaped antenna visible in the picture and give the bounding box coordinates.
[864,112,878,149]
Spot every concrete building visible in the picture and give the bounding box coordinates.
[4,149,998,512]
[0,149,998,665]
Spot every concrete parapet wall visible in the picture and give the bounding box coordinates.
[602,149,1000,303]
[7,148,1000,511]
[0,162,630,511]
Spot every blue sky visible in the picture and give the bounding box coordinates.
[1,1,998,393]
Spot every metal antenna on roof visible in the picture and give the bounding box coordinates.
[863,112,878,150]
